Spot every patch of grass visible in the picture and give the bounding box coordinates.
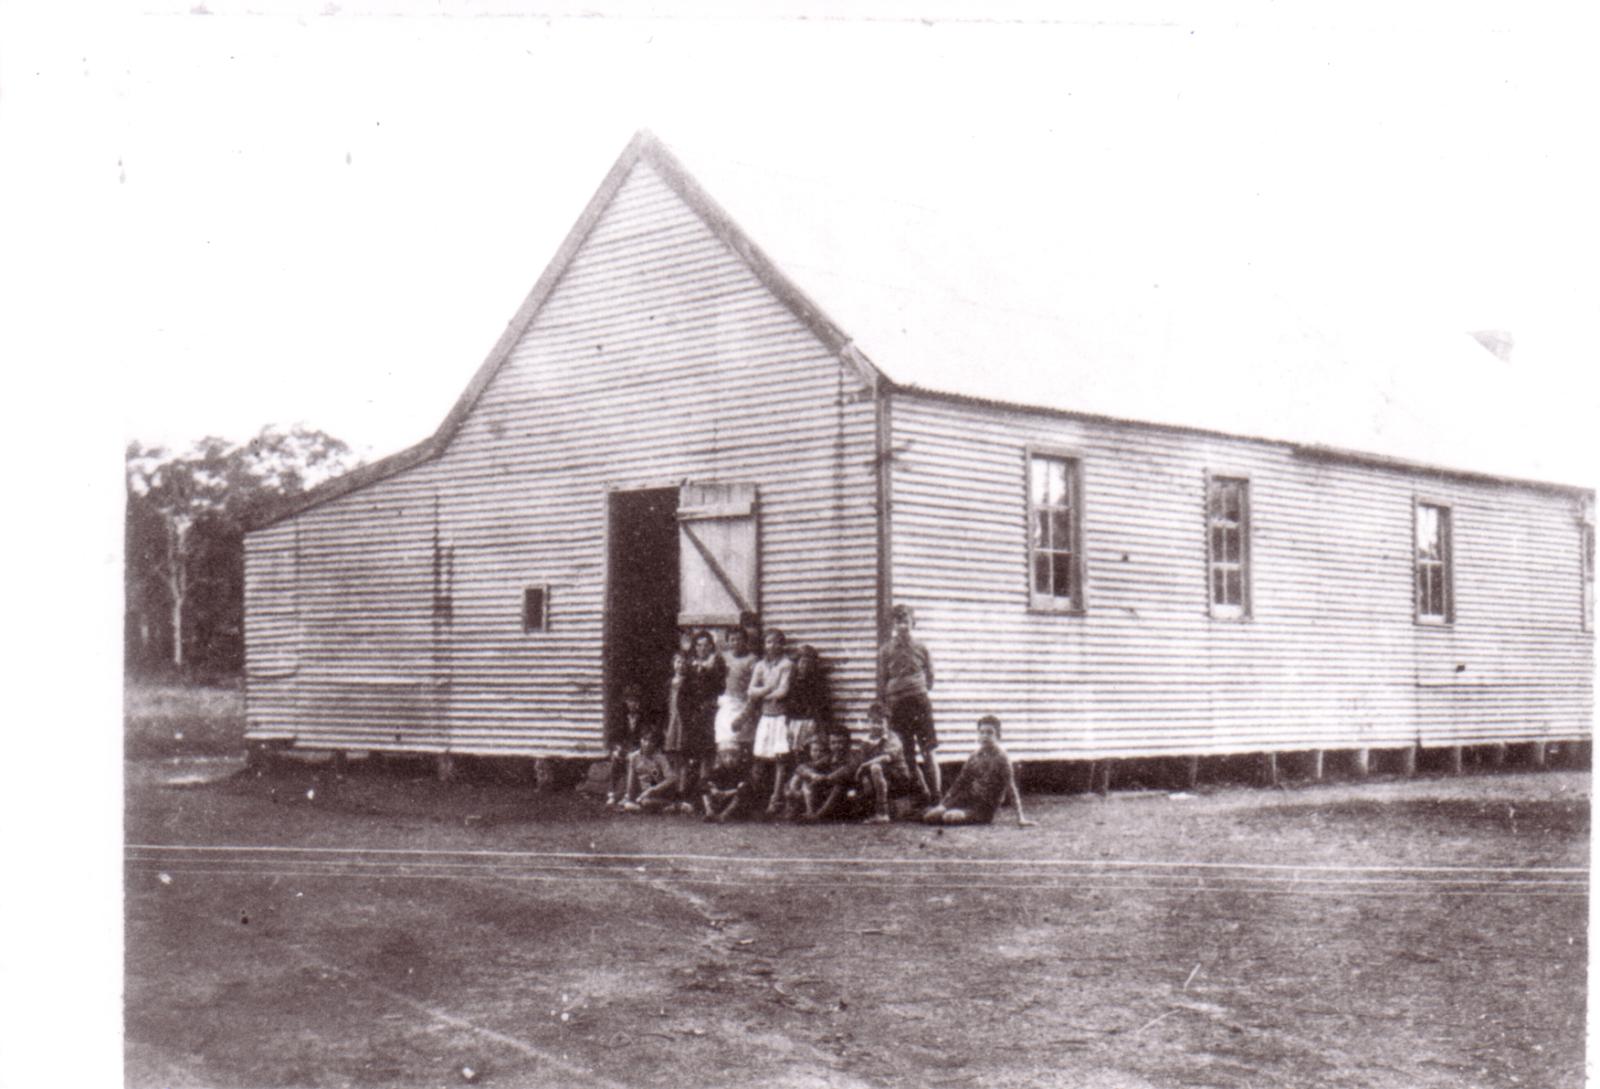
[124,679,245,759]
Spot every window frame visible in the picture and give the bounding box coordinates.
[1024,446,1086,614]
[1205,474,1252,620]
[1413,499,1454,626]
[522,584,550,633]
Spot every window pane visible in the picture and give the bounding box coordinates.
[1416,506,1440,559]
[1225,569,1242,606]
[1051,551,1075,602]
[1030,457,1051,507]
[1051,508,1073,551]
[1031,455,1067,507]
[1033,551,1052,596]
[1212,567,1227,605]
[1222,480,1242,523]
[1420,566,1442,617]
[1049,460,1068,506]
[1033,508,1050,550]
[1211,526,1226,562]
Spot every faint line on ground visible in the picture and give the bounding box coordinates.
[128,842,1588,876]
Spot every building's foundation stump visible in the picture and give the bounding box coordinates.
[1352,748,1370,777]
[1095,759,1115,797]
[1399,746,1417,777]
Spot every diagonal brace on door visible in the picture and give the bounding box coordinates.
[680,521,754,618]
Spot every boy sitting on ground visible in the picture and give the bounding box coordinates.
[701,745,753,823]
[781,733,835,819]
[801,729,864,821]
[621,733,675,813]
[605,683,648,808]
[922,715,1037,828]
[856,701,913,824]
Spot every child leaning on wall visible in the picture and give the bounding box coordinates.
[878,603,941,803]
[746,628,795,816]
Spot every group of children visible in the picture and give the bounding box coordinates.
[604,605,1035,828]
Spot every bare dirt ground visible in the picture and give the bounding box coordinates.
[125,684,1589,1089]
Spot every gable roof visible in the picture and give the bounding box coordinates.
[252,131,886,530]
[254,131,1589,531]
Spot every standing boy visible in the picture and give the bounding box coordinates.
[878,603,941,801]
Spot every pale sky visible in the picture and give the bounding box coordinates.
[7,1,1595,482]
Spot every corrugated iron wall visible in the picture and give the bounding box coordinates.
[245,161,881,756]
[887,392,1593,761]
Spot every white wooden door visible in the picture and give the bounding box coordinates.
[677,482,759,629]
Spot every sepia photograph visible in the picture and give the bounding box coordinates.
[7,2,1594,1086]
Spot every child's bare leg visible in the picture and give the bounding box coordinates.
[715,784,746,822]
[867,766,889,816]
[781,775,803,819]
[766,757,789,813]
[622,753,642,803]
[924,750,943,799]
[800,781,820,818]
[637,780,671,810]
[607,750,628,805]
[903,739,932,799]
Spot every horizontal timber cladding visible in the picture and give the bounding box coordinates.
[886,392,1593,762]
[242,520,300,740]
[244,160,881,757]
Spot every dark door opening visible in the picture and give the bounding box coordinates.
[605,487,681,735]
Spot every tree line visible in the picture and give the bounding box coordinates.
[125,426,361,679]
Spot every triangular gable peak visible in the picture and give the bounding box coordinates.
[251,130,886,530]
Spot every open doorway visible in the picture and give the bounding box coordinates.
[605,487,681,733]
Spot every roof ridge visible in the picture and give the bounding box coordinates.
[250,129,890,531]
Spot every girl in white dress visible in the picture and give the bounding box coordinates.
[745,628,794,815]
